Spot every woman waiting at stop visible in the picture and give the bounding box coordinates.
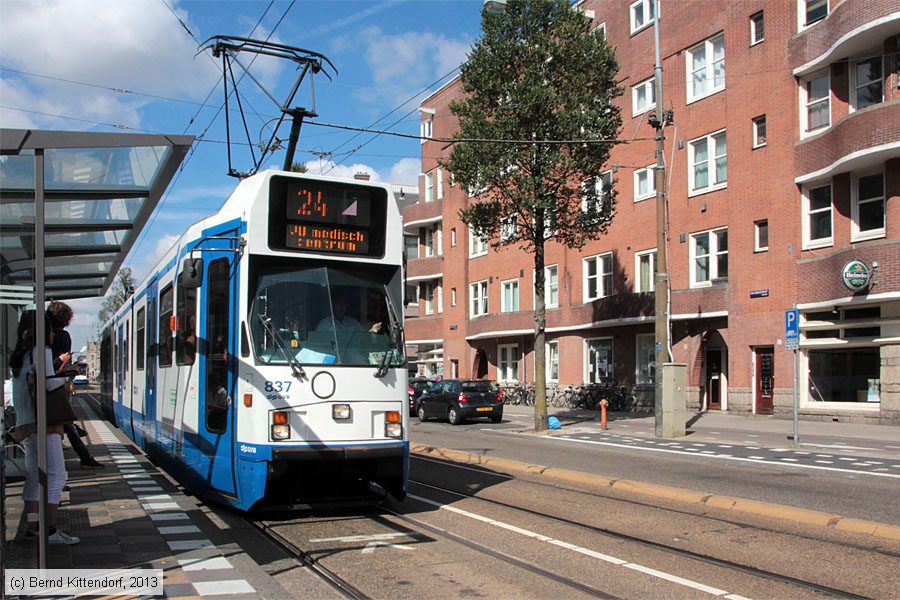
[9,310,80,545]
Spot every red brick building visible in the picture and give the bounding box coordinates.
[403,0,900,423]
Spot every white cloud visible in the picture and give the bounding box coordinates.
[388,158,421,186]
[299,157,419,187]
[0,0,220,129]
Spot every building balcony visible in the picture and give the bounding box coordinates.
[402,199,443,233]
[465,311,534,341]
[795,101,900,184]
[404,314,445,344]
[405,255,443,282]
[791,1,900,77]
[671,283,728,318]
[797,240,900,306]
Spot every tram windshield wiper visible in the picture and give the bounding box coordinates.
[258,312,306,380]
[374,287,404,378]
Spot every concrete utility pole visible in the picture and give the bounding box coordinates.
[651,0,686,438]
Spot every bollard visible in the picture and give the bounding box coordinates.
[600,398,608,431]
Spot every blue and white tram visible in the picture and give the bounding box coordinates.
[98,171,408,511]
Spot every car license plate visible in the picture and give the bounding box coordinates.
[476,407,492,412]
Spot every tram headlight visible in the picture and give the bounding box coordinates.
[272,411,290,440]
[385,411,402,438]
[332,404,351,420]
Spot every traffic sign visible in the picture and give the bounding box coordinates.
[785,309,799,350]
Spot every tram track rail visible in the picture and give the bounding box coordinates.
[408,475,872,600]
[251,519,373,600]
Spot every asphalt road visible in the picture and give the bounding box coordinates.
[409,413,900,527]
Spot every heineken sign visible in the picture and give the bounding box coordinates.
[842,260,871,291]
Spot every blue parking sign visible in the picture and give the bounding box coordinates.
[785,309,799,350]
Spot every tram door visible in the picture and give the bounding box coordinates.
[199,250,238,496]
[142,279,159,451]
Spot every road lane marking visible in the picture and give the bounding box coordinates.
[410,494,734,597]
[489,431,900,479]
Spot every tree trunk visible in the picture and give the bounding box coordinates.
[533,217,547,432]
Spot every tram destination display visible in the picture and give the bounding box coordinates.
[268,175,387,257]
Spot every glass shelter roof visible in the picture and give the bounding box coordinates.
[0,129,193,301]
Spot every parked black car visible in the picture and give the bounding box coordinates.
[416,379,503,425]
[408,378,434,413]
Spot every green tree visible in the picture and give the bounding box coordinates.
[290,161,308,173]
[443,0,622,431]
[97,267,135,324]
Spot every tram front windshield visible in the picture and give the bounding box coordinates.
[249,265,404,367]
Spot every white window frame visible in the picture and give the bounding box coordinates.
[850,54,884,113]
[423,281,436,315]
[635,333,656,385]
[436,167,443,200]
[424,227,435,257]
[546,341,559,383]
[584,337,614,384]
[450,227,457,247]
[800,70,830,138]
[595,22,606,39]
[424,171,434,203]
[545,265,559,308]
[470,280,488,317]
[631,77,656,116]
[688,130,727,196]
[451,287,457,307]
[754,220,769,252]
[634,249,657,292]
[501,278,520,313]
[405,234,419,260]
[420,118,432,143]
[798,0,828,30]
[686,32,725,104]
[634,165,656,202]
[497,344,520,383]
[690,227,728,287]
[500,215,518,241]
[851,170,885,242]
[750,11,764,45]
[752,115,766,148]
[583,252,613,302]
[468,227,488,258]
[801,182,833,250]
[629,0,655,35]
[582,171,612,215]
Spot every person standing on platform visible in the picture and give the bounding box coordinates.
[47,301,104,469]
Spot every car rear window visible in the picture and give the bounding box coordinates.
[461,381,498,393]
[413,381,431,391]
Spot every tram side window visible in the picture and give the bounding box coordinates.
[176,284,197,366]
[136,308,145,370]
[206,259,230,433]
[158,284,174,367]
[123,321,129,375]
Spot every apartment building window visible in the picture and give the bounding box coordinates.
[469,227,488,257]
[547,341,560,383]
[424,172,434,202]
[451,287,457,307]
[586,338,613,383]
[629,0,655,34]
[691,227,728,286]
[405,283,418,306]
[801,71,830,135]
[424,227,435,257]
[752,115,766,148]
[750,11,764,45]
[501,279,519,312]
[424,282,436,315]
[635,249,657,292]
[632,77,656,116]
[634,165,656,201]
[687,33,725,103]
[450,227,457,247]
[420,118,432,142]
[405,234,418,259]
[636,333,655,384]
[755,220,769,252]
[498,344,520,383]
[801,0,827,28]
[436,167,444,200]
[545,265,559,308]
[595,22,606,39]
[500,215,518,241]
[852,55,883,111]
[689,130,727,194]
[584,253,613,301]
[582,171,612,216]
[802,183,832,249]
[470,280,488,317]
[852,171,885,241]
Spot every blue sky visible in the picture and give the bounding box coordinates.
[0,0,483,351]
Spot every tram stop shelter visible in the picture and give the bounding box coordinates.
[0,128,193,571]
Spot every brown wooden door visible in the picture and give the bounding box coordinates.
[755,347,774,414]
[706,349,722,410]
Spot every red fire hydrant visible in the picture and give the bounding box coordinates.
[600,398,608,431]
